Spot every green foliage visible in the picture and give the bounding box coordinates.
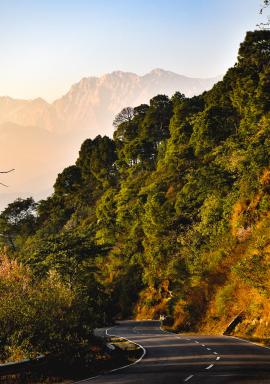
[0,254,99,363]
[3,30,270,356]
[0,198,37,250]
[54,165,82,195]
[76,135,117,187]
[215,283,236,316]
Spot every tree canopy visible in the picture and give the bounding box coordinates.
[2,30,270,362]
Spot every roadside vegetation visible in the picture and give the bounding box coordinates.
[1,30,270,368]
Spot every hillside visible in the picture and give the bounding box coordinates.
[1,30,270,362]
[0,70,219,211]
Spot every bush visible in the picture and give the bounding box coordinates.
[215,284,235,316]
[0,252,96,365]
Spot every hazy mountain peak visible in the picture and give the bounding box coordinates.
[149,68,171,76]
[32,97,48,105]
[0,68,221,210]
[104,70,138,78]
[0,69,221,135]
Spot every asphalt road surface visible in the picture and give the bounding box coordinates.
[78,320,270,384]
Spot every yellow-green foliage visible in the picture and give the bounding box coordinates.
[199,213,270,340]
[2,31,270,348]
[0,251,96,363]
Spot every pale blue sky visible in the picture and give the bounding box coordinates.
[0,0,265,101]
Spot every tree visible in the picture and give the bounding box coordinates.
[76,135,117,187]
[261,0,270,13]
[113,107,134,128]
[258,0,270,28]
[1,197,37,227]
[0,198,37,249]
[4,30,270,345]
[54,165,82,195]
[0,252,104,364]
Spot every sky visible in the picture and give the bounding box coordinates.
[0,0,265,102]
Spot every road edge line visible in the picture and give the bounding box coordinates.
[229,335,270,351]
[73,327,146,383]
[105,327,146,372]
[160,324,270,353]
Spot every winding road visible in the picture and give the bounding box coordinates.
[78,320,270,383]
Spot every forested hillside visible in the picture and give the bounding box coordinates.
[0,69,219,213]
[1,30,270,362]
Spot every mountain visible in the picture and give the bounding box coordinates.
[0,69,220,211]
[52,69,220,136]
[0,97,61,132]
[0,69,220,135]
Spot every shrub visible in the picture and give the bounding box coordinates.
[0,252,96,365]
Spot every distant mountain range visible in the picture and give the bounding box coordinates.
[0,69,221,211]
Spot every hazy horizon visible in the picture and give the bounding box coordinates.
[0,68,221,103]
[0,0,267,211]
[0,68,219,211]
[0,0,264,102]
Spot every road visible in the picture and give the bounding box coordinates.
[78,320,270,384]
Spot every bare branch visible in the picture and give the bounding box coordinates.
[113,107,134,128]
[260,0,270,12]
[0,169,14,187]
[0,169,15,174]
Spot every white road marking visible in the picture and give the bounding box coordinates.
[205,364,214,370]
[106,328,146,372]
[74,375,100,383]
[216,356,220,361]
[184,374,194,382]
[75,327,147,382]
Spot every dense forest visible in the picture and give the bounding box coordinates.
[1,30,270,364]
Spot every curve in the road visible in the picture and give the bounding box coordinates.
[105,327,146,373]
[75,320,270,384]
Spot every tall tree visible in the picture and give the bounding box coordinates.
[113,107,134,128]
